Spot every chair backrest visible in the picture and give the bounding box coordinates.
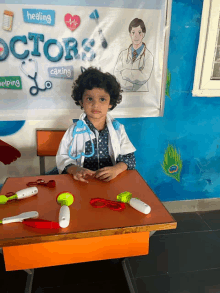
[36,129,66,175]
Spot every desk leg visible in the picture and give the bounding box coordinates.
[24,269,34,293]
[121,258,138,293]
[1,248,34,293]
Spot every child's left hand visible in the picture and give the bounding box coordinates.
[95,166,119,182]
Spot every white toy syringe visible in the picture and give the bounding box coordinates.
[117,191,151,214]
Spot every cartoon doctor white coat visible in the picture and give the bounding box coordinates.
[114,43,154,92]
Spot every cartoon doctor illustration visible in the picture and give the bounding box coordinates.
[114,18,154,92]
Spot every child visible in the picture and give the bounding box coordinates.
[56,67,136,183]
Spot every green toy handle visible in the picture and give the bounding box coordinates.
[8,194,18,201]
[117,191,132,203]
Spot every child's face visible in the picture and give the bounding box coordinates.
[80,88,112,121]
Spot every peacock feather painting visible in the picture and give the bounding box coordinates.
[162,144,182,182]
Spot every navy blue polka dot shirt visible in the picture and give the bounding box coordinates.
[62,116,136,173]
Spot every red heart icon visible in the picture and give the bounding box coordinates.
[64,14,80,32]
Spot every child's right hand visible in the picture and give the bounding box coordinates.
[67,165,96,183]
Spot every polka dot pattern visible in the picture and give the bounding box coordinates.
[83,116,113,171]
[116,153,136,170]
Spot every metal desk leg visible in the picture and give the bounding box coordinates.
[39,156,46,175]
[24,269,34,293]
[121,258,138,293]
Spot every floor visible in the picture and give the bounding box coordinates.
[1,210,220,293]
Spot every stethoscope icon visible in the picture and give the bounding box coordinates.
[20,59,52,96]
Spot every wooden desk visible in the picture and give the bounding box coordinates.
[0,171,176,273]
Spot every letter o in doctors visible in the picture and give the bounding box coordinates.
[44,39,63,62]
[10,36,29,59]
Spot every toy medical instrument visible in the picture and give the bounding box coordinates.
[20,58,52,96]
[68,120,95,160]
[0,187,38,204]
[0,211,39,224]
[27,179,56,188]
[117,191,151,215]
[56,192,74,228]
[23,218,60,229]
[90,198,125,211]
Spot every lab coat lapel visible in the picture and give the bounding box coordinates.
[106,113,120,162]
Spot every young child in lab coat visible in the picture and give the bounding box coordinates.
[56,67,136,183]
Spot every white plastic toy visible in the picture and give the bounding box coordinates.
[117,191,151,215]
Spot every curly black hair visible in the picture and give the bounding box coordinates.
[71,67,122,110]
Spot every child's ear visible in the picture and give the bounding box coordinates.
[79,100,83,108]
[108,104,113,110]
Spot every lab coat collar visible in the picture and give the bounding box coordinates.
[79,112,120,162]
[128,43,146,61]
[79,112,115,126]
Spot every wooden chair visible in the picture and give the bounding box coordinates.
[36,129,66,175]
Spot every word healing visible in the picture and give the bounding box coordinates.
[23,9,55,26]
[0,76,22,89]
[0,33,96,62]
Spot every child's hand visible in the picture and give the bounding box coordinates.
[95,166,119,182]
[95,162,128,182]
[67,165,96,183]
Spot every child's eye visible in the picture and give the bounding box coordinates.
[87,97,93,101]
[100,98,106,102]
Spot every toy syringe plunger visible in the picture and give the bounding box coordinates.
[117,192,151,215]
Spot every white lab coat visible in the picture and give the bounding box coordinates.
[114,43,154,92]
[56,113,136,174]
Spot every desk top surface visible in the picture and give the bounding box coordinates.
[0,171,176,247]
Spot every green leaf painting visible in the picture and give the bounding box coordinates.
[162,144,182,182]
[165,69,171,99]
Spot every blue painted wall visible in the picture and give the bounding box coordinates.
[118,0,217,202]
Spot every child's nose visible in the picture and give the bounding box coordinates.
[92,100,99,107]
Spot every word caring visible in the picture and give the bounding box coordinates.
[23,9,55,26]
[0,76,22,89]
[48,66,74,79]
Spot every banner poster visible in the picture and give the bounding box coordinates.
[0,1,170,120]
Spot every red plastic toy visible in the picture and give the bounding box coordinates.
[27,179,56,188]
[90,198,125,211]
